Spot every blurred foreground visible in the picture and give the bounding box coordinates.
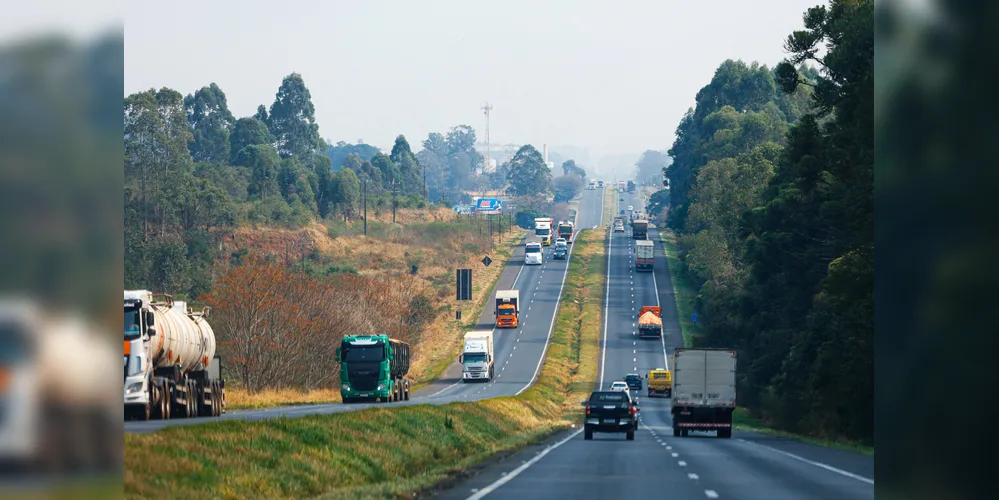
[0,5,123,497]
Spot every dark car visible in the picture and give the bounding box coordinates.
[582,391,638,440]
[624,373,642,390]
[553,245,568,260]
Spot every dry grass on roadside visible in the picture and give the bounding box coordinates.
[225,387,342,409]
[124,228,608,500]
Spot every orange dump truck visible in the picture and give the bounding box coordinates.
[495,290,520,328]
[638,306,663,339]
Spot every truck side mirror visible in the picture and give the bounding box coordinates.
[335,348,341,362]
[147,327,157,337]
[146,311,155,326]
[580,401,588,406]
[458,354,464,363]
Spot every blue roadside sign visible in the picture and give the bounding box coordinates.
[692,313,698,323]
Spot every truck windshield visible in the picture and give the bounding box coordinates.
[124,307,141,340]
[463,353,487,363]
[525,246,541,253]
[342,344,385,362]
[535,228,550,236]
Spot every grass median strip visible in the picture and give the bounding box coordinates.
[658,229,701,347]
[124,227,608,500]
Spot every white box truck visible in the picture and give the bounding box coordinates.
[460,331,494,382]
[671,348,737,438]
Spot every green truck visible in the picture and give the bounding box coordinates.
[337,335,411,403]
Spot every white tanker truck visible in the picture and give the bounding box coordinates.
[124,290,225,420]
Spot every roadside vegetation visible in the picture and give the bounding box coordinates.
[124,227,607,499]
[213,215,526,409]
[658,229,702,348]
[732,408,874,456]
[648,2,872,446]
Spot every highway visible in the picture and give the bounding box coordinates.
[124,187,606,433]
[437,189,875,500]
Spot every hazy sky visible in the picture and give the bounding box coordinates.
[125,1,819,161]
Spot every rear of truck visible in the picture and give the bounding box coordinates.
[646,369,672,398]
[671,348,736,438]
[637,306,662,339]
[632,220,649,240]
[635,240,654,270]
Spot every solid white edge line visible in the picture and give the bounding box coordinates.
[736,438,874,485]
[465,428,584,500]
[426,233,530,399]
[650,245,669,372]
[515,190,600,396]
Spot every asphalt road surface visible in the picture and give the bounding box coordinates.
[435,189,874,500]
[124,188,606,433]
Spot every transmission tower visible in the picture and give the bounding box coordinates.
[482,102,493,173]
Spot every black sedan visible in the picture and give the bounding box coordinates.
[624,373,642,390]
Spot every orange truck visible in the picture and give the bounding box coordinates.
[495,290,520,328]
[638,306,663,339]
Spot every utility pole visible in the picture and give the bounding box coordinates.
[363,179,368,236]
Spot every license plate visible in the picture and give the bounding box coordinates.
[358,394,369,397]
[603,418,616,424]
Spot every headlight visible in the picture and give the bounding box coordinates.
[341,384,350,391]
[377,383,387,391]
[126,382,144,394]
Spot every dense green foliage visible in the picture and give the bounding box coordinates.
[506,145,553,197]
[124,74,427,298]
[657,0,872,443]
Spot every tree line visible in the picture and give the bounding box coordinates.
[124,70,581,299]
[656,0,872,443]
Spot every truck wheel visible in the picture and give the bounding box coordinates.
[673,427,680,437]
[681,429,689,437]
[718,428,732,439]
[584,429,593,440]
[162,380,172,419]
[626,431,635,441]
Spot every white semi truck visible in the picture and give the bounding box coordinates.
[124,290,225,421]
[459,331,494,382]
[0,298,120,473]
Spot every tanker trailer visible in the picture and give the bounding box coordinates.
[124,290,225,420]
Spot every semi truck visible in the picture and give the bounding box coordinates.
[338,335,411,403]
[636,240,654,270]
[2,298,120,473]
[460,331,494,382]
[627,180,636,193]
[638,306,662,339]
[632,219,649,240]
[124,290,225,421]
[534,217,554,245]
[558,221,575,243]
[671,348,737,438]
[495,290,520,328]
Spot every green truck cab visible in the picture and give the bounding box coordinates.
[337,335,411,403]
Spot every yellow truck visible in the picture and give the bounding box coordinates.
[646,368,672,398]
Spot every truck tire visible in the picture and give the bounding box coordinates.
[673,426,680,437]
[718,428,732,439]
[161,380,172,419]
[681,429,689,437]
[584,428,593,440]
[626,431,635,441]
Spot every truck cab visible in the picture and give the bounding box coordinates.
[460,331,494,382]
[534,218,554,245]
[525,241,543,265]
[337,335,411,403]
[558,221,574,243]
[495,290,520,328]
